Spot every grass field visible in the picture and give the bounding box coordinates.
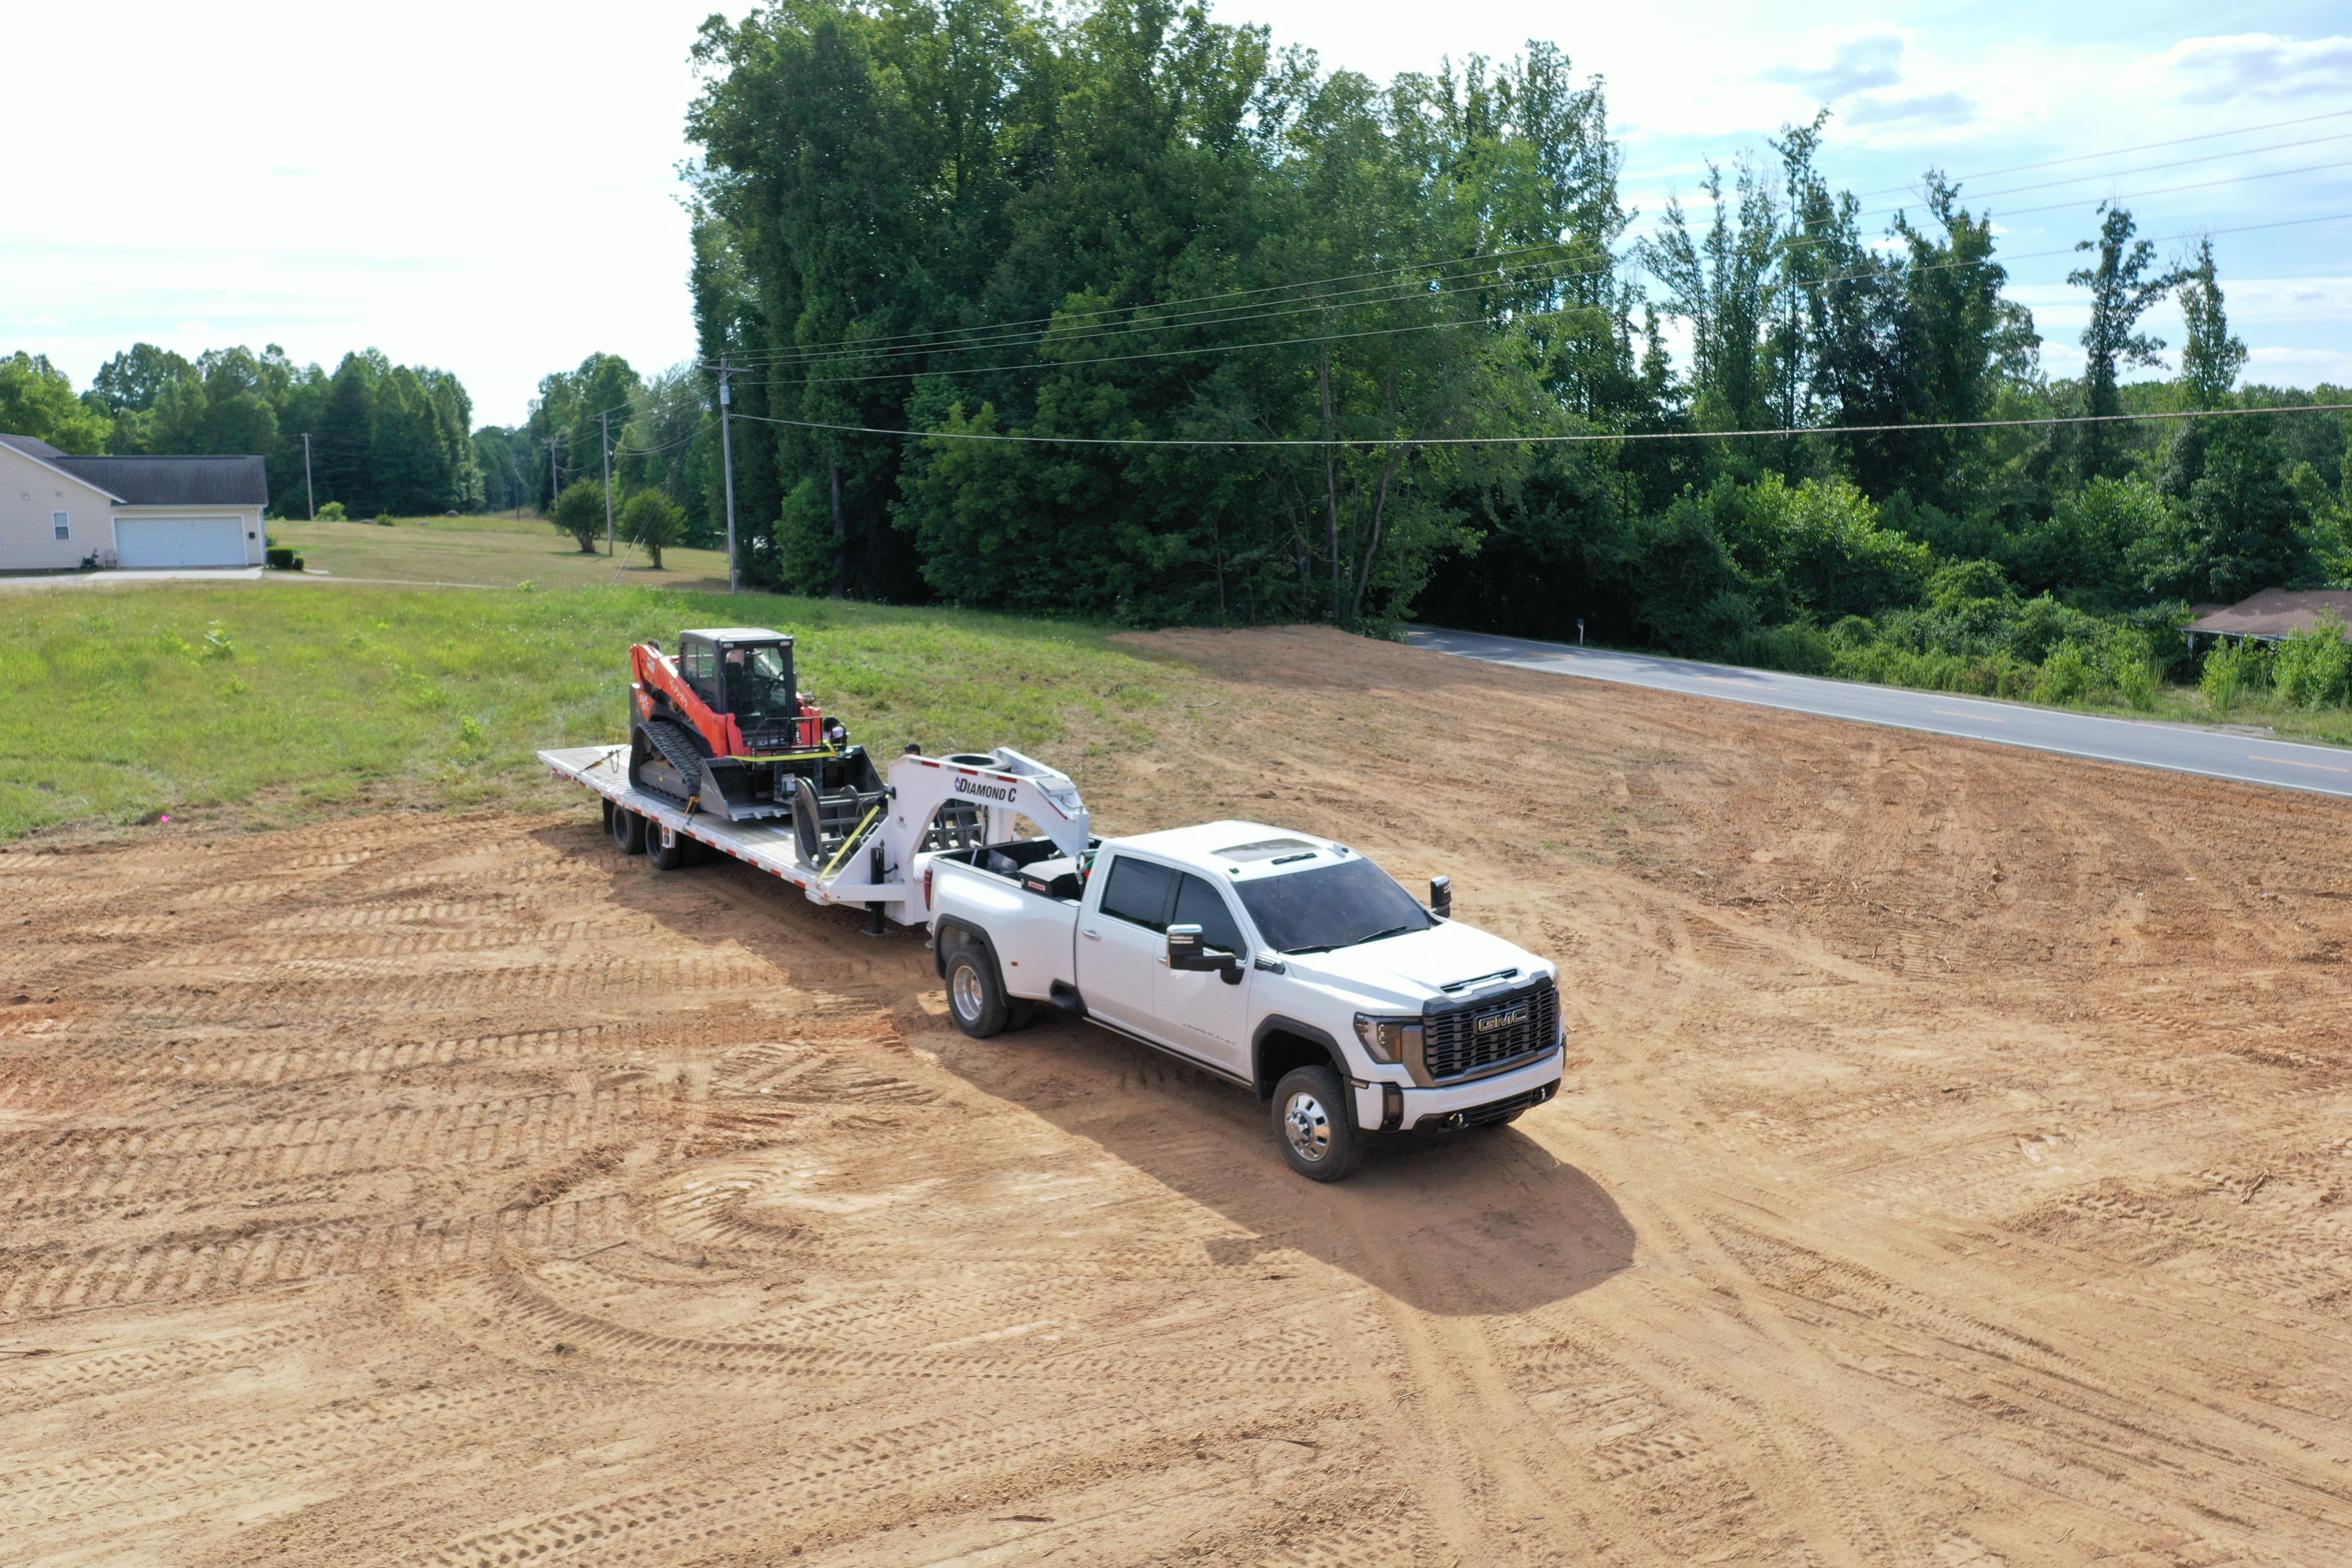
[271,513,738,593]
[0,582,1172,840]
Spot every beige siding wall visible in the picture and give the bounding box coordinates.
[0,446,114,573]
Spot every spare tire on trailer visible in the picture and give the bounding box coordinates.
[789,774,824,867]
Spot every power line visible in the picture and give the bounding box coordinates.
[712,240,1607,371]
[1848,106,2352,199]
[1868,128,2352,208]
[713,210,2352,391]
[715,108,2352,371]
[732,401,2352,450]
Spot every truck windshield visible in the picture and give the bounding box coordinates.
[1234,858,1432,954]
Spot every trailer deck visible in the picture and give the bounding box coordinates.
[539,744,919,914]
[539,741,1093,931]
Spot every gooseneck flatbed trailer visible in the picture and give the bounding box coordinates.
[536,740,1093,932]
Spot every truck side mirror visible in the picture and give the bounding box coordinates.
[1169,924,1245,983]
[1430,875,1452,920]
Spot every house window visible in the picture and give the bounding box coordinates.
[53,511,70,541]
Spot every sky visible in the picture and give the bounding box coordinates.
[4,1,2348,427]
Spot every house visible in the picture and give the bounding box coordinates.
[2182,588,2352,653]
[0,434,267,572]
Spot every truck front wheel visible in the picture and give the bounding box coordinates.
[945,944,1010,1038]
[1272,1065,1363,1182]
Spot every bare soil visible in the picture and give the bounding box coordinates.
[5,625,2350,1567]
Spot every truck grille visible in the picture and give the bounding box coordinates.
[1421,979,1558,1083]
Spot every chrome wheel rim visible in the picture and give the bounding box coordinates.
[1283,1090,1334,1162]
[950,963,984,1023]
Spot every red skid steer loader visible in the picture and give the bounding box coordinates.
[610,628,898,870]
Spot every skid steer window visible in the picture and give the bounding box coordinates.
[723,644,796,720]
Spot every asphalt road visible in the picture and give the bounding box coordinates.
[1407,624,2352,801]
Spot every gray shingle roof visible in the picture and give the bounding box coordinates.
[2184,588,2352,642]
[57,454,268,507]
[0,435,267,506]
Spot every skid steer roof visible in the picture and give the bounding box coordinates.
[682,627,791,643]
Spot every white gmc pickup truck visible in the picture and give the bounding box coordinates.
[928,820,1565,1181]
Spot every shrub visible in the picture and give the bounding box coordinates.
[2272,612,2352,709]
[374,513,396,527]
[2200,639,2265,715]
[265,546,303,570]
[2033,640,2092,704]
[316,501,348,521]
[618,489,687,570]
[551,480,608,554]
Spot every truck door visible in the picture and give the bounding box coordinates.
[1156,873,1251,1077]
[1078,854,1179,1042]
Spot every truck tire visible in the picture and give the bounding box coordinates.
[1271,1064,1362,1182]
[944,943,1010,1038]
[648,818,695,871]
[610,803,647,855]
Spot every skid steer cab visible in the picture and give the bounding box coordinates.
[628,628,886,848]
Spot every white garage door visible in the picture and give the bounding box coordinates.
[114,516,246,568]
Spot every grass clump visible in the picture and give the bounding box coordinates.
[0,584,1172,840]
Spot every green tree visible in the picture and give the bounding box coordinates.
[1639,159,1781,435]
[551,478,608,554]
[2009,474,2171,609]
[0,352,112,453]
[619,488,686,568]
[85,342,194,450]
[315,352,383,515]
[144,347,280,456]
[2066,205,2176,478]
[2138,416,2311,600]
[2176,237,2246,410]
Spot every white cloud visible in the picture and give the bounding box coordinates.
[2149,33,2352,103]
[1762,33,1907,99]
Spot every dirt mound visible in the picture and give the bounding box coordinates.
[3,625,2349,1565]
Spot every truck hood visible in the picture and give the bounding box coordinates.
[1280,919,1549,1010]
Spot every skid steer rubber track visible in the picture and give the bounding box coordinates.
[631,719,707,811]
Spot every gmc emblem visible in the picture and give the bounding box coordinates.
[1475,1004,1528,1035]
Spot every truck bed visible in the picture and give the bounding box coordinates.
[538,744,917,914]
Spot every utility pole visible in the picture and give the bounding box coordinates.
[301,433,315,521]
[829,462,846,600]
[600,410,615,557]
[718,357,738,596]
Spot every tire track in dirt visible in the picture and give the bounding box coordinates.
[7,628,2352,1565]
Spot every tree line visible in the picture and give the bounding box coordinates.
[472,354,723,550]
[1,343,483,521]
[681,0,2352,701]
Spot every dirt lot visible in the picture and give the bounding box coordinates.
[5,625,2350,1568]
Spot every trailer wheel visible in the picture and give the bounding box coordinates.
[648,820,695,871]
[610,804,647,855]
[1271,1064,1362,1182]
[945,944,1010,1038]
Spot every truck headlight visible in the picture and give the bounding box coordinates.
[1353,1014,1421,1066]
